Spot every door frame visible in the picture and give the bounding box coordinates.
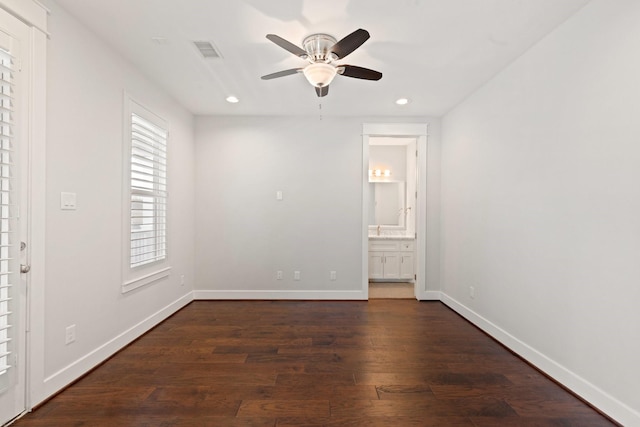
[362,123,431,299]
[25,21,47,410]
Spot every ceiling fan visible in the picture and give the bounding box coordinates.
[261,28,382,97]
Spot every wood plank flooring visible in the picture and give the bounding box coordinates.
[12,300,616,426]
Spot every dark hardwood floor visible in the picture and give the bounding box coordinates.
[13,300,616,426]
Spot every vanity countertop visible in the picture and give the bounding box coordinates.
[368,235,414,241]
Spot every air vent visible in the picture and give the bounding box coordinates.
[193,41,222,59]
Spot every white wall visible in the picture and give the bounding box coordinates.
[38,0,195,403]
[440,0,640,424]
[194,116,439,299]
[369,145,407,180]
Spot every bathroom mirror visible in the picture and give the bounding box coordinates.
[368,182,405,227]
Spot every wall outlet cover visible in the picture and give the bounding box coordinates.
[60,192,77,210]
[65,324,76,345]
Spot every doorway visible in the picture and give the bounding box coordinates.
[361,123,428,300]
[367,137,416,298]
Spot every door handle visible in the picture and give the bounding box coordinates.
[20,264,31,273]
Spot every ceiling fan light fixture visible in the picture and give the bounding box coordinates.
[303,63,337,88]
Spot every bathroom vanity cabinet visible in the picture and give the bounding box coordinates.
[368,239,414,280]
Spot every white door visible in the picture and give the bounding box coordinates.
[0,8,30,425]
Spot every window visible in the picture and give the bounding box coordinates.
[0,45,15,383]
[128,103,168,269]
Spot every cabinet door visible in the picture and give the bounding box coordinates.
[383,253,400,279]
[368,252,384,279]
[400,252,414,279]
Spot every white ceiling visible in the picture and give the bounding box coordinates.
[52,0,589,117]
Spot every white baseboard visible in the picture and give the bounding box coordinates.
[40,292,193,404]
[440,293,639,426]
[416,290,441,301]
[193,289,367,300]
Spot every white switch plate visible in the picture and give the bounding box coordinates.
[61,192,77,210]
[276,190,283,201]
[330,271,337,281]
[294,271,301,280]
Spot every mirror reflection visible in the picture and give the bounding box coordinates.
[368,182,405,226]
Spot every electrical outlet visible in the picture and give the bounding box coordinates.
[276,270,283,280]
[180,275,185,286]
[294,271,301,280]
[469,286,475,299]
[330,271,337,281]
[65,324,76,345]
[60,192,77,210]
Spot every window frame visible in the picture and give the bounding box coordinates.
[121,94,171,293]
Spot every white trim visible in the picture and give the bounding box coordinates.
[40,293,192,403]
[416,290,441,301]
[440,292,640,426]
[24,17,47,412]
[0,0,48,37]
[363,123,428,137]
[193,290,367,301]
[361,134,370,299]
[414,133,428,299]
[121,266,171,294]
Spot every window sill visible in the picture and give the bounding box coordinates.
[122,266,171,294]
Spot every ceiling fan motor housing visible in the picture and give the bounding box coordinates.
[303,34,338,63]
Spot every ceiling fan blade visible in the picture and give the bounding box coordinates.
[266,34,308,58]
[330,29,370,59]
[315,85,329,97]
[261,68,302,80]
[339,65,382,81]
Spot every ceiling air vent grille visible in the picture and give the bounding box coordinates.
[193,41,222,59]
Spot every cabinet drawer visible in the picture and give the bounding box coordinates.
[400,241,414,252]
[368,241,400,252]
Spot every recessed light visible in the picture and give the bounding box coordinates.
[396,98,409,105]
[226,96,239,104]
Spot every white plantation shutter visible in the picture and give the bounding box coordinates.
[0,46,15,380]
[129,112,167,268]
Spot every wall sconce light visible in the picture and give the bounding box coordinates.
[368,169,391,178]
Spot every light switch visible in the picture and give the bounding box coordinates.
[276,190,283,201]
[61,192,77,210]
